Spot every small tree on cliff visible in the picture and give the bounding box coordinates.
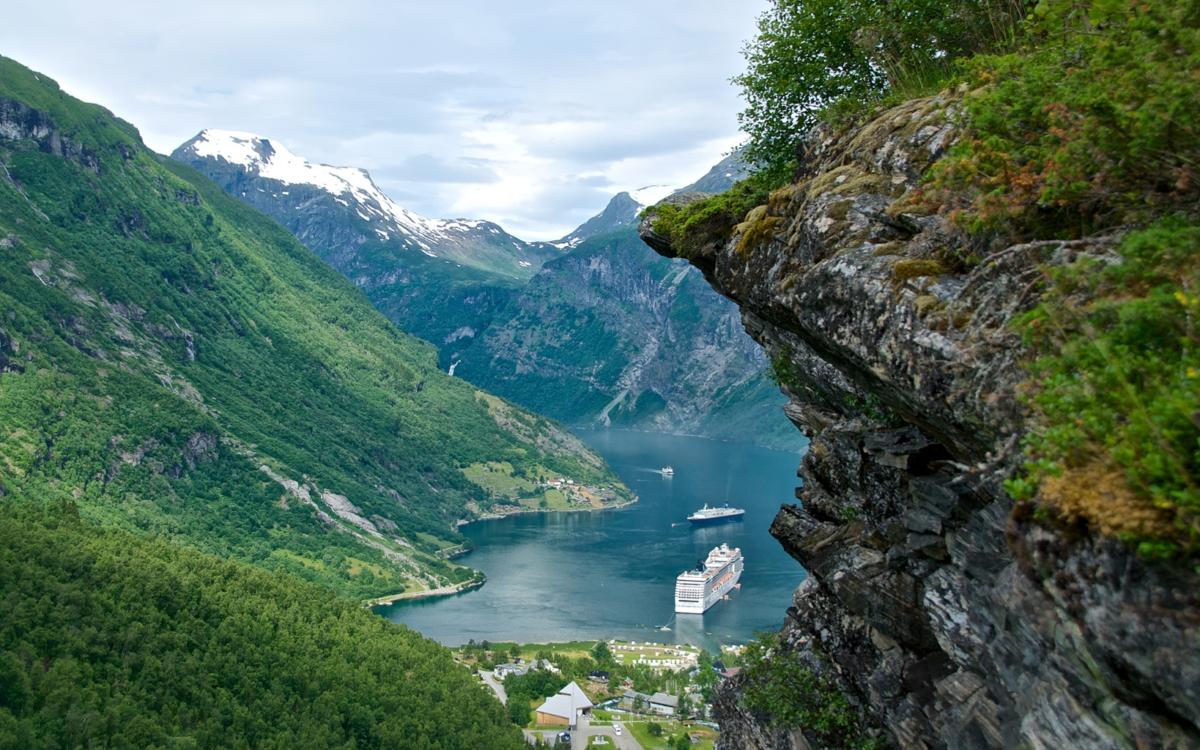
[734,0,1027,180]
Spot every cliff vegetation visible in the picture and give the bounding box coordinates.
[650,0,1200,559]
[641,0,1200,747]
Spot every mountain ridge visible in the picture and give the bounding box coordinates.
[174,136,798,447]
[174,129,558,279]
[0,55,630,601]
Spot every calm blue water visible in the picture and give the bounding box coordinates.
[376,429,809,651]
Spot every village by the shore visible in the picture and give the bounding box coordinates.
[455,638,747,749]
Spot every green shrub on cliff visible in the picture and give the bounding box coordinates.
[1010,219,1200,556]
[644,174,774,258]
[919,0,1200,557]
[740,634,878,749]
[927,0,1200,236]
[734,0,1029,179]
[651,0,1032,255]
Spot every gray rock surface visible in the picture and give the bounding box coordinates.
[641,92,1200,749]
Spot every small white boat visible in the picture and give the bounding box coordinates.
[660,466,675,477]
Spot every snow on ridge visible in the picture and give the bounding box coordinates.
[628,184,675,207]
[189,129,264,167]
[189,129,448,241]
[186,131,548,261]
[440,218,488,232]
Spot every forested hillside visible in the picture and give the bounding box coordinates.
[0,55,629,600]
[0,505,524,749]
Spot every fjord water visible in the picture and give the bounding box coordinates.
[377,429,809,651]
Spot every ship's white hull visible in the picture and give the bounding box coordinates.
[674,557,743,614]
[687,510,744,525]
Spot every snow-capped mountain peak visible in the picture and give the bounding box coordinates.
[173,130,559,276]
[188,129,376,199]
[181,129,484,254]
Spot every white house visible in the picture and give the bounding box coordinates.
[535,681,594,728]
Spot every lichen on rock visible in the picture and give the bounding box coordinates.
[640,92,1200,749]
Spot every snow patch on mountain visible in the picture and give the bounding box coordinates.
[628,184,674,208]
[183,130,504,253]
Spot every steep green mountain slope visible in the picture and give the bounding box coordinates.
[172,130,558,358]
[455,225,803,450]
[0,56,629,599]
[0,505,524,749]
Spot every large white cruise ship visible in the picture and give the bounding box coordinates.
[674,543,743,614]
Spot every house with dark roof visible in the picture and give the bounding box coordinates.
[620,689,652,711]
[493,662,529,679]
[648,692,679,716]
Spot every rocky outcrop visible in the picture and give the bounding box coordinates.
[641,93,1200,749]
[0,97,100,172]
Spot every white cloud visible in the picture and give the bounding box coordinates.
[0,0,767,238]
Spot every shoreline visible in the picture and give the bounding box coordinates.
[455,496,638,528]
[570,424,807,455]
[371,499,637,608]
[365,576,485,608]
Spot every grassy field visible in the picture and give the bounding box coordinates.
[479,640,600,660]
[462,461,581,510]
[626,720,716,750]
[611,641,701,668]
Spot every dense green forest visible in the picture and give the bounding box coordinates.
[0,504,524,749]
[0,55,629,598]
[650,0,1200,558]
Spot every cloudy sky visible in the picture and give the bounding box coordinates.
[1,1,767,239]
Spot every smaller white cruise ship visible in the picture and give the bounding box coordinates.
[660,466,675,477]
[687,503,745,525]
[674,543,743,614]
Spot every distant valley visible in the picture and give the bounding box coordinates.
[0,58,629,601]
[174,137,802,449]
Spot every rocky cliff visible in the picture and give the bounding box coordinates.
[641,93,1200,748]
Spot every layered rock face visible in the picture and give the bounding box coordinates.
[641,94,1200,749]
